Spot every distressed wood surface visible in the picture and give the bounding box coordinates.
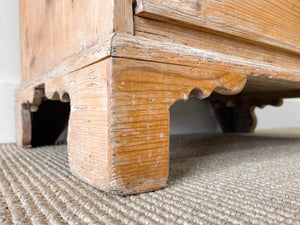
[15,53,300,194]
[133,17,300,71]
[15,54,300,194]
[113,0,134,34]
[17,0,300,194]
[16,57,247,194]
[15,103,31,146]
[16,59,111,191]
[20,0,113,81]
[109,58,247,193]
[20,0,135,82]
[111,16,300,90]
[135,0,300,54]
[112,34,300,90]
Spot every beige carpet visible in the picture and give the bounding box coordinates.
[0,129,300,224]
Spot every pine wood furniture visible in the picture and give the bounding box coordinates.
[16,0,300,194]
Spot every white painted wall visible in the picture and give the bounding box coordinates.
[169,98,300,135]
[170,98,222,135]
[0,0,21,143]
[255,99,300,130]
[0,0,299,143]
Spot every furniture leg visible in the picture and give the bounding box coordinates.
[15,57,248,194]
[210,96,283,133]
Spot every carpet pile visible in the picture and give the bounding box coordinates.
[0,129,299,224]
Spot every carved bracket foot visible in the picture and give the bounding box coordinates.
[210,94,283,133]
[15,57,248,194]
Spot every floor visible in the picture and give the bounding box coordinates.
[0,129,299,224]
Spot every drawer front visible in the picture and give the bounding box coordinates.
[135,0,300,54]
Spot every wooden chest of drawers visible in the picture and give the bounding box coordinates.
[16,0,300,194]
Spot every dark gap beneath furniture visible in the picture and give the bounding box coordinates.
[31,100,70,147]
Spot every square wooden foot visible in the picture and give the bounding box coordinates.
[67,59,170,194]
[16,57,248,195]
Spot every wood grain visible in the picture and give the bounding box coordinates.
[20,0,136,82]
[113,0,134,34]
[16,0,300,194]
[108,58,247,193]
[133,17,300,71]
[16,57,248,194]
[17,59,111,190]
[135,0,300,54]
[112,32,300,88]
[20,0,114,82]
[15,53,300,193]
[15,103,31,147]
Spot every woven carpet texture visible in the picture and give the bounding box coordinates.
[0,129,299,224]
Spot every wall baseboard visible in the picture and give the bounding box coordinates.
[0,82,19,143]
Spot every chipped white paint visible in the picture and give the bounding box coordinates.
[68,123,71,132]
[71,105,76,113]
[83,177,91,184]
